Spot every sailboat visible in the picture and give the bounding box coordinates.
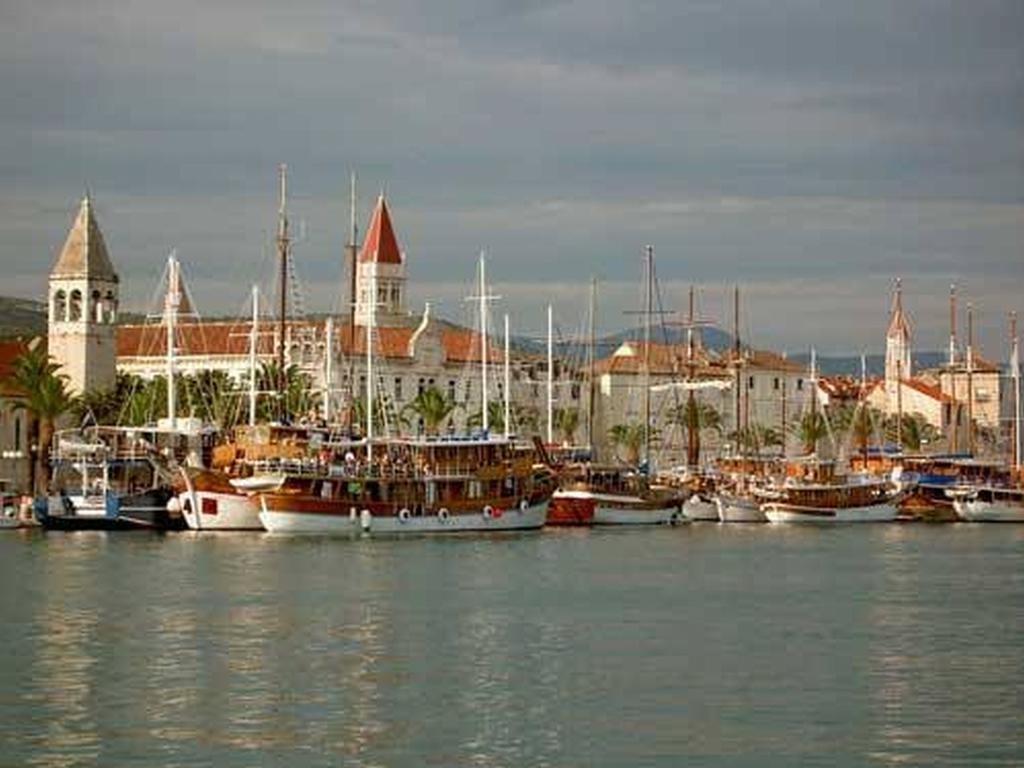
[951,311,1024,522]
[548,248,685,526]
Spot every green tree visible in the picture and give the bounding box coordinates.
[402,386,457,435]
[730,422,783,454]
[553,407,581,445]
[886,412,940,452]
[467,400,507,434]
[607,422,659,466]
[256,362,313,423]
[790,411,828,455]
[5,345,75,493]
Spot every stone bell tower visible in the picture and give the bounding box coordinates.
[47,196,120,395]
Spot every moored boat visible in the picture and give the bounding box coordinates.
[548,465,684,526]
[950,485,1024,522]
[757,461,903,523]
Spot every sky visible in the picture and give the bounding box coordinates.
[1,0,1021,356]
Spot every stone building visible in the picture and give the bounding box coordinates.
[0,338,35,493]
[47,196,119,395]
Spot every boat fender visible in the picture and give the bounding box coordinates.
[492,506,503,519]
[166,497,182,514]
[438,507,450,522]
[519,498,529,512]
[482,505,493,519]
[399,508,411,523]
[669,511,680,526]
[349,506,357,522]
[360,508,372,532]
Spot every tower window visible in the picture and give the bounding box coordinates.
[69,290,82,321]
[91,290,102,322]
[53,290,67,322]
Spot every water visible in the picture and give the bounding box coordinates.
[1,525,1022,767]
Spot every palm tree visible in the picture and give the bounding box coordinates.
[607,422,658,466]
[5,345,75,494]
[402,386,456,435]
[554,407,581,445]
[666,400,722,437]
[791,411,828,455]
[256,362,313,423]
[467,400,506,433]
[886,412,940,452]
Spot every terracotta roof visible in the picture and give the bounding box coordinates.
[595,340,712,376]
[439,328,502,363]
[358,196,403,265]
[51,197,118,281]
[903,377,952,403]
[0,339,32,397]
[341,326,415,359]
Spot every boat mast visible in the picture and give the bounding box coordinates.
[1011,310,1020,473]
[347,172,358,433]
[686,284,699,469]
[479,252,488,432]
[547,303,554,445]
[366,267,375,462]
[967,301,975,455]
[276,164,289,410]
[643,245,653,469]
[165,252,180,428]
[249,285,259,426]
[733,284,741,457]
[587,276,597,454]
[323,316,333,423]
[949,284,958,452]
[504,313,511,440]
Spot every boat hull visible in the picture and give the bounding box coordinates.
[34,490,184,531]
[715,494,767,523]
[259,497,550,535]
[953,499,1024,523]
[682,494,719,521]
[177,471,264,531]
[762,501,899,523]
[549,490,682,526]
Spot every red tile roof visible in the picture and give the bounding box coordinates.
[358,196,403,265]
[903,377,952,403]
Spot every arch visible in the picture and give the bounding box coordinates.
[68,290,82,321]
[105,291,117,323]
[91,289,102,322]
[52,290,67,322]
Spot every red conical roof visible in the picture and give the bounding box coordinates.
[358,195,403,264]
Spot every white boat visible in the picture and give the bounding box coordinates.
[174,468,264,531]
[682,493,719,521]
[228,474,286,492]
[548,466,684,526]
[260,496,550,534]
[715,492,767,523]
[761,499,899,523]
[951,486,1024,522]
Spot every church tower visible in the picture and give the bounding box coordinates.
[884,278,912,396]
[355,195,407,327]
[47,196,119,395]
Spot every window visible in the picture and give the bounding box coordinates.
[417,378,425,396]
[394,377,403,401]
[448,380,456,402]
[105,291,117,322]
[92,290,102,322]
[52,290,67,322]
[796,379,803,391]
[773,378,780,391]
[69,290,82,321]
[14,417,20,451]
[748,376,755,390]
[391,285,401,305]
[464,379,472,402]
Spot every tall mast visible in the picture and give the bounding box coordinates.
[249,285,259,426]
[967,301,975,455]
[276,164,289,405]
[323,316,333,423]
[643,245,653,469]
[949,283,959,453]
[547,304,554,445]
[165,252,180,428]
[347,172,358,431]
[504,313,511,440]
[949,283,958,365]
[587,277,597,453]
[733,284,742,456]
[810,347,818,455]
[1011,311,1020,472]
[896,356,904,452]
[479,252,488,432]
[686,284,699,469]
[366,268,375,462]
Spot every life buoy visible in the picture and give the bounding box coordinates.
[438,507,450,522]
[483,505,494,519]
[519,498,529,512]
[399,508,411,522]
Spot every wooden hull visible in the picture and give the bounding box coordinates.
[177,470,264,531]
[549,489,682,526]
[259,495,549,534]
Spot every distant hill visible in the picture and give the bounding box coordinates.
[0,294,951,374]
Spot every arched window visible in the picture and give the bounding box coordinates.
[91,290,102,322]
[391,285,401,306]
[68,290,82,321]
[105,291,117,323]
[53,290,67,322]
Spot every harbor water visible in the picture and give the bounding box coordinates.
[1,525,1022,767]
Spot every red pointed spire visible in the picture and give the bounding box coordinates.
[358,195,403,264]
